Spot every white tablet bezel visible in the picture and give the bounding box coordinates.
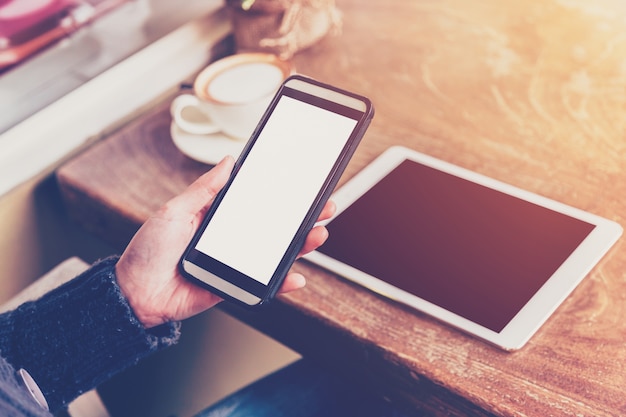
[306,146,623,350]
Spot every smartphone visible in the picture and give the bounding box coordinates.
[180,75,374,307]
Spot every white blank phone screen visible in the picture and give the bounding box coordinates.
[194,95,358,285]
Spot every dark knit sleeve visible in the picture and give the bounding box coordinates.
[0,256,181,413]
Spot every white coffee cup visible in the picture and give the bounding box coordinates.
[171,53,294,140]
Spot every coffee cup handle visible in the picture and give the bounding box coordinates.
[170,94,221,135]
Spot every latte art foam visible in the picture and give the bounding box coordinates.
[208,62,285,104]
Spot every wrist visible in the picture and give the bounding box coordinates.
[114,263,164,329]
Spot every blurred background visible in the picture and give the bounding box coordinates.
[0,1,300,416]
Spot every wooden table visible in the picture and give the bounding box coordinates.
[56,0,626,416]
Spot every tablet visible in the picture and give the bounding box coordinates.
[305,146,622,350]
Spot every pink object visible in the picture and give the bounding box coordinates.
[0,0,127,70]
[0,0,77,41]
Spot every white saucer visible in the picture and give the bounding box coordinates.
[170,122,246,165]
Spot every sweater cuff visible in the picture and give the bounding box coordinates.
[0,256,181,412]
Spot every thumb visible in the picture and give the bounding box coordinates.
[170,156,235,215]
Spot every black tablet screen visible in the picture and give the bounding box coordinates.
[317,159,595,332]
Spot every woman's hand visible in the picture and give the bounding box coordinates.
[116,155,335,328]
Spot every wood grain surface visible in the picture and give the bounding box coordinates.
[57,0,626,416]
